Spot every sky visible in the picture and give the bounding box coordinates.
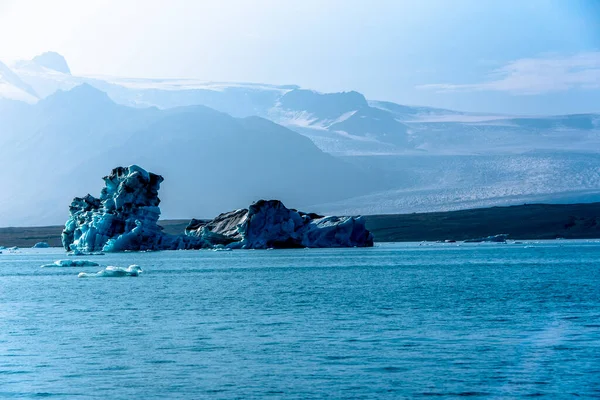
[0,0,599,114]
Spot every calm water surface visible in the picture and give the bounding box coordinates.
[0,241,599,398]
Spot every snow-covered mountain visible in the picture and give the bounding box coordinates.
[0,52,598,226]
[0,60,39,103]
[3,52,599,156]
[0,84,379,226]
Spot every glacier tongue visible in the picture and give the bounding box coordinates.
[62,166,373,252]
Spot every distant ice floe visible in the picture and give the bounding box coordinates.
[78,265,143,278]
[464,234,509,243]
[41,259,100,268]
[33,242,50,248]
[4,246,21,253]
[67,249,105,256]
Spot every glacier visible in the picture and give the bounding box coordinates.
[62,166,373,252]
[1,53,600,226]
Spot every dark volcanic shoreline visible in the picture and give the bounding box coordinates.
[1,202,599,248]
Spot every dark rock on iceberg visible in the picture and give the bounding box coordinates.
[62,166,373,252]
[185,200,373,249]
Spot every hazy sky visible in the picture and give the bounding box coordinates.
[1,0,599,114]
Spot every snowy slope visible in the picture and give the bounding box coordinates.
[310,153,600,216]
[0,60,39,103]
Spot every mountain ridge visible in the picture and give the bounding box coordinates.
[0,84,381,226]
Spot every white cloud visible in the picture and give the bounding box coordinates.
[418,52,600,95]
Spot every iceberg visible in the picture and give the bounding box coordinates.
[41,259,100,268]
[78,265,143,278]
[67,250,105,256]
[33,242,50,248]
[185,200,374,249]
[62,165,204,252]
[62,166,373,252]
[464,234,509,243]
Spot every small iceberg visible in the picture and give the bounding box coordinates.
[464,234,509,243]
[67,249,105,256]
[33,242,50,248]
[78,265,143,278]
[41,259,100,268]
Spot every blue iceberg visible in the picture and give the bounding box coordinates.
[185,200,374,249]
[62,165,203,252]
[62,166,373,252]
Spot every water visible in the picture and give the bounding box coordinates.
[1,241,599,398]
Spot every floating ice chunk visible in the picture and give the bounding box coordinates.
[67,249,105,256]
[62,167,372,252]
[41,259,100,268]
[62,165,204,253]
[464,234,509,243]
[78,265,143,278]
[186,200,374,249]
[33,242,50,248]
[212,247,232,252]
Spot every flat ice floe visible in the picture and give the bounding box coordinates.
[67,249,105,256]
[41,259,100,268]
[78,265,143,278]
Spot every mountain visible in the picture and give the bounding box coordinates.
[0,52,598,224]
[3,52,599,156]
[0,60,38,102]
[29,52,71,74]
[0,85,379,226]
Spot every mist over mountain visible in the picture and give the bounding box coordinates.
[30,52,71,74]
[0,52,599,226]
[0,83,378,226]
[0,60,38,102]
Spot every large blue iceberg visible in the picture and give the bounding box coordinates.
[62,165,373,252]
[62,165,202,252]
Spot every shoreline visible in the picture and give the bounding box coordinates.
[1,202,599,248]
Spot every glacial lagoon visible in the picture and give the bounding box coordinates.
[1,241,599,398]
